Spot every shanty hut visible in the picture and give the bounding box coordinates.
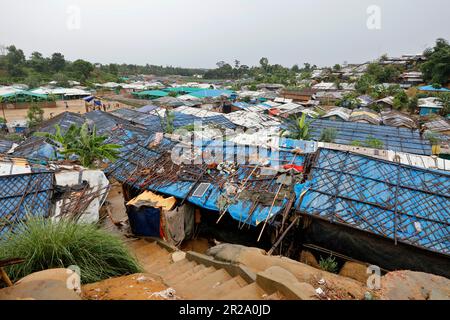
[424,119,450,135]
[381,111,416,129]
[321,107,351,122]
[374,96,395,111]
[418,97,444,116]
[304,119,432,155]
[349,108,382,125]
[295,148,450,278]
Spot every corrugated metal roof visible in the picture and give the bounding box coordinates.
[224,111,280,129]
[424,119,450,133]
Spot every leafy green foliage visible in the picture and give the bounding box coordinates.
[408,96,419,113]
[319,128,337,143]
[203,58,314,85]
[366,62,402,83]
[35,123,121,167]
[0,44,207,85]
[157,109,175,134]
[365,136,384,149]
[371,84,402,100]
[421,38,450,86]
[26,103,44,127]
[351,140,363,146]
[424,131,441,145]
[393,90,409,110]
[70,59,94,81]
[3,45,26,78]
[355,74,377,95]
[319,255,338,273]
[437,92,450,115]
[0,217,142,284]
[337,92,359,109]
[281,113,314,140]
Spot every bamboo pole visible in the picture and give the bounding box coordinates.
[216,164,259,224]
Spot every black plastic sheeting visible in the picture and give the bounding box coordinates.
[299,218,450,278]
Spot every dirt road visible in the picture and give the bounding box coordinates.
[2,98,135,122]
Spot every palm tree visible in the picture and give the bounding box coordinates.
[281,113,314,140]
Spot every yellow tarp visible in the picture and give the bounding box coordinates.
[127,190,176,211]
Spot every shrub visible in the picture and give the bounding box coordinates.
[424,131,441,145]
[351,140,363,146]
[319,255,338,273]
[365,136,384,149]
[26,103,44,127]
[319,128,337,143]
[0,217,142,284]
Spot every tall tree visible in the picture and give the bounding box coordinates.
[28,51,49,73]
[5,45,26,77]
[71,59,94,81]
[421,38,450,85]
[50,52,66,72]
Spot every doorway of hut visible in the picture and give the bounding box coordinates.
[119,183,275,255]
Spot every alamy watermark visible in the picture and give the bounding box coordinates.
[66,5,81,31]
[66,265,81,294]
[366,265,381,290]
[168,121,288,173]
[367,5,381,30]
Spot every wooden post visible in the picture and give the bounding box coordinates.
[0,267,13,287]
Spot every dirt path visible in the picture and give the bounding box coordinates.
[2,98,135,122]
[82,273,173,300]
[2,100,87,122]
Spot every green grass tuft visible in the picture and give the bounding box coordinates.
[0,217,142,284]
[319,255,338,273]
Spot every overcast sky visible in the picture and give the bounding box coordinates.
[1,0,449,68]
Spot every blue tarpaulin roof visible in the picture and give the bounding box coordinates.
[418,85,450,92]
[83,95,95,102]
[111,108,237,130]
[189,89,235,99]
[105,136,311,226]
[0,171,54,236]
[137,105,159,113]
[232,102,252,110]
[295,148,450,256]
[290,118,432,155]
[0,140,14,154]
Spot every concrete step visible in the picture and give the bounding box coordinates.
[126,239,151,250]
[264,292,285,300]
[134,243,168,258]
[182,269,233,299]
[144,258,173,273]
[195,276,248,300]
[165,264,207,286]
[163,261,198,281]
[157,259,190,277]
[173,266,216,289]
[220,283,266,300]
[137,251,170,265]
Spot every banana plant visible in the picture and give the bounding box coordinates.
[280,112,314,140]
[35,122,121,168]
